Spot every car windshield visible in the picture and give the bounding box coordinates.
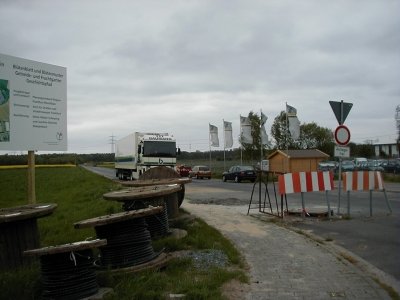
[240,166,254,171]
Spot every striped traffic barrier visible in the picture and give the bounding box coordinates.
[278,171,334,218]
[342,171,392,216]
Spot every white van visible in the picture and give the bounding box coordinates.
[354,157,368,168]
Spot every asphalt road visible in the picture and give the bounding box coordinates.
[83,166,400,282]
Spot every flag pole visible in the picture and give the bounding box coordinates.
[240,115,243,165]
[223,119,226,171]
[285,102,289,173]
[208,123,212,172]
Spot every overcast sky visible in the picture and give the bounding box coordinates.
[1,0,399,153]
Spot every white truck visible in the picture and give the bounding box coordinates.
[115,132,179,180]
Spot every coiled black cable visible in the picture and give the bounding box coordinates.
[122,199,170,239]
[40,249,98,300]
[95,217,159,269]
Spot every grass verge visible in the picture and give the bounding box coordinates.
[0,167,247,299]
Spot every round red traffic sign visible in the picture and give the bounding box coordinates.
[334,125,351,146]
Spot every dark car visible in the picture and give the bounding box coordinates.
[318,160,337,172]
[189,165,211,179]
[366,160,384,172]
[382,160,400,173]
[222,165,257,183]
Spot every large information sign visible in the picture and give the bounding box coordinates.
[0,53,67,151]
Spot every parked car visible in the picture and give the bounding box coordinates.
[188,165,211,179]
[318,160,337,172]
[222,165,257,183]
[176,165,192,177]
[341,160,355,172]
[366,160,384,172]
[382,160,400,173]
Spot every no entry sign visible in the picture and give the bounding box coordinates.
[334,125,351,146]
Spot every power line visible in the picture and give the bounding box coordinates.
[109,134,116,153]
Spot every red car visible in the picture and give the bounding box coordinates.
[176,165,192,177]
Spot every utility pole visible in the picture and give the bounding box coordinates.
[396,105,400,157]
[109,134,116,153]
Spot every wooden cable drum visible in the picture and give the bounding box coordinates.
[120,177,191,208]
[120,177,191,187]
[74,207,163,269]
[0,203,57,223]
[74,207,163,229]
[24,239,106,300]
[103,184,182,201]
[0,203,57,270]
[138,166,190,207]
[103,184,181,223]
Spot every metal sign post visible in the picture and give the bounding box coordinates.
[330,100,353,215]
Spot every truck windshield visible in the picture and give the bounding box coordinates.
[143,141,176,157]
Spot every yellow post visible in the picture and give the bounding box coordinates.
[27,150,36,204]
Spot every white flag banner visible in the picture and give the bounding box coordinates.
[288,116,300,140]
[240,115,253,144]
[224,121,233,148]
[261,124,269,145]
[209,124,219,147]
[261,112,268,125]
[286,104,297,117]
[260,112,269,145]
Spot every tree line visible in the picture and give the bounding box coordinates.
[0,110,382,165]
[0,153,114,165]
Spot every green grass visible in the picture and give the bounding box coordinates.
[0,167,247,299]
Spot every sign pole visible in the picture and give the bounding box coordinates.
[338,101,344,212]
[27,150,36,204]
[330,100,353,215]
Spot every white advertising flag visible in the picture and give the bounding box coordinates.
[240,115,253,144]
[288,116,300,140]
[209,124,219,147]
[286,104,297,117]
[224,121,233,148]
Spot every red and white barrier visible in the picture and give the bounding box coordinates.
[340,171,392,216]
[278,171,334,195]
[342,171,384,191]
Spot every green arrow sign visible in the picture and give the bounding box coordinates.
[329,100,353,125]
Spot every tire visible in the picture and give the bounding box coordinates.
[222,175,226,182]
[250,179,256,183]
[234,176,240,183]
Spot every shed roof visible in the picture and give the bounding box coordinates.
[267,149,329,159]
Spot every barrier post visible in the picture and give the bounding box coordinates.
[301,192,305,218]
[383,190,392,214]
[326,190,331,219]
[347,190,350,216]
[369,190,373,217]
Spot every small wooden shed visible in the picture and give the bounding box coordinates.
[267,149,330,173]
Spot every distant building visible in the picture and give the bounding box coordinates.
[268,149,329,173]
[373,143,399,158]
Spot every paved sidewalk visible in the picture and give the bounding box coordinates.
[182,202,393,299]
